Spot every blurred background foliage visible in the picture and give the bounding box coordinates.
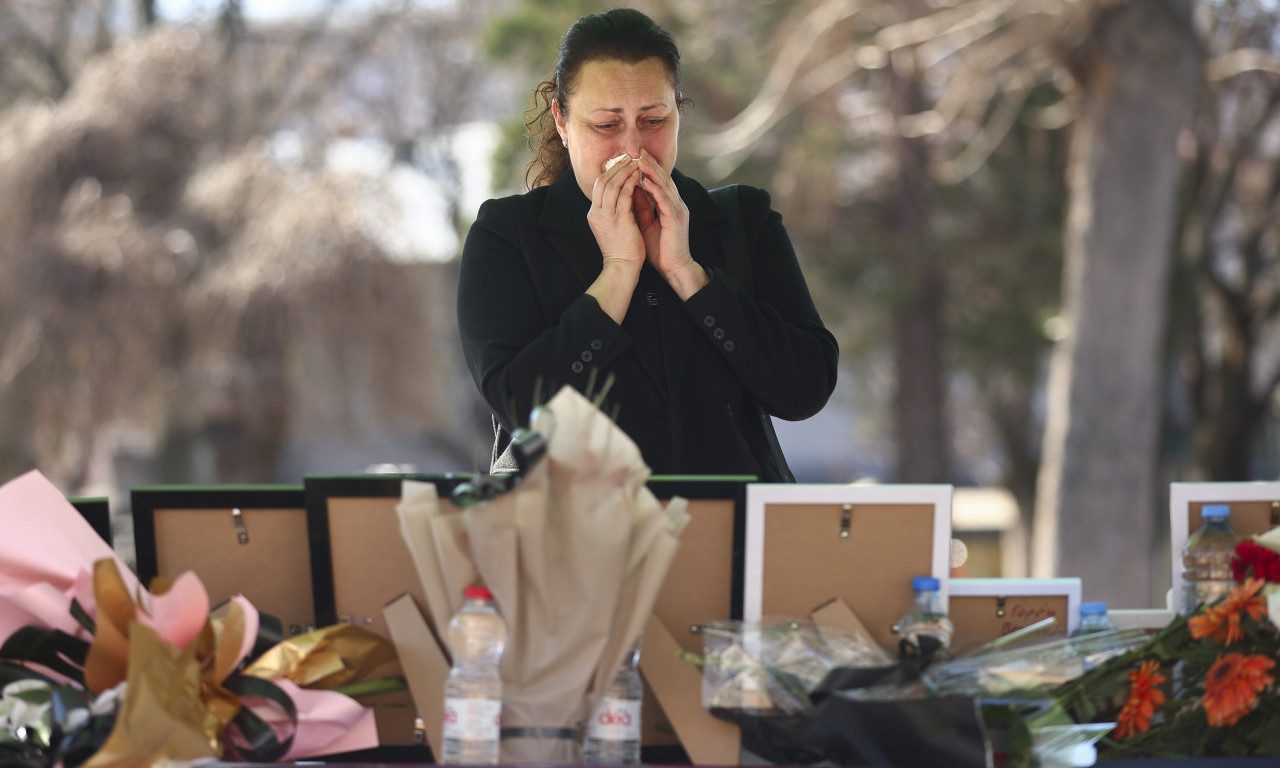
[1,0,1278,606]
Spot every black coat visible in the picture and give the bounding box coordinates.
[457,168,839,477]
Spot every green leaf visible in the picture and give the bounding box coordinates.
[0,661,58,687]
[0,627,88,686]
[68,599,95,635]
[49,685,90,723]
[330,675,407,699]
[222,675,298,762]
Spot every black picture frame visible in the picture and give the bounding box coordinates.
[303,473,473,629]
[644,475,750,623]
[68,496,112,548]
[129,484,310,633]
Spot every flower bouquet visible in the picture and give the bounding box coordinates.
[0,470,403,767]
[1037,528,1280,760]
[689,609,1155,765]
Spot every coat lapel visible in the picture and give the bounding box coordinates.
[538,173,601,289]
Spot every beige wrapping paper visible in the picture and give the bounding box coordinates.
[397,480,477,644]
[398,385,688,763]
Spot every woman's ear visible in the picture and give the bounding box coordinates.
[552,98,567,143]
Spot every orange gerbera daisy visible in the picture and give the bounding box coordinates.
[1114,660,1167,740]
[1201,652,1276,728]
[1188,578,1267,646]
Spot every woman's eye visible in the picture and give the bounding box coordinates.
[595,124,618,131]
[645,119,665,127]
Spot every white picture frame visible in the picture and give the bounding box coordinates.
[1108,609,1175,631]
[743,483,952,648]
[1169,481,1280,615]
[948,577,1083,637]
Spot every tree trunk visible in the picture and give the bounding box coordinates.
[888,53,950,483]
[1032,0,1199,607]
[1194,307,1257,480]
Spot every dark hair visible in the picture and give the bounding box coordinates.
[525,8,689,189]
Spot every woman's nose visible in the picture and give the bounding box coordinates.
[620,125,643,158]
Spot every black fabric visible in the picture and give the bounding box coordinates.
[709,184,796,483]
[714,696,990,768]
[458,169,838,478]
[712,660,989,768]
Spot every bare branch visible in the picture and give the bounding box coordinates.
[0,2,72,96]
[1251,359,1280,422]
[1207,47,1280,81]
[933,76,1031,184]
[689,0,866,159]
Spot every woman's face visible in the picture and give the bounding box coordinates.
[553,57,679,199]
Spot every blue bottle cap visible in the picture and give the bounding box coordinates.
[1202,504,1230,519]
[1080,601,1107,616]
[912,576,940,591]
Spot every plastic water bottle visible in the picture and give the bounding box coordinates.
[897,576,954,659]
[582,640,642,764]
[441,585,506,765]
[1181,504,1239,615]
[1069,602,1120,671]
[1069,602,1116,637]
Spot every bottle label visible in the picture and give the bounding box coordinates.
[586,697,641,741]
[443,697,502,742]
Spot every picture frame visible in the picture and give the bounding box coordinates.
[637,476,750,760]
[129,485,311,635]
[1168,482,1280,614]
[947,577,1082,656]
[68,496,112,548]
[742,483,953,653]
[303,472,470,752]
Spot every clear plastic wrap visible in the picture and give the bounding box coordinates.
[696,618,894,714]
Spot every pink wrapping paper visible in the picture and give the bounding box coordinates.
[0,470,138,643]
[0,469,382,761]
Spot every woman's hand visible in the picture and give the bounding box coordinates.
[587,155,646,275]
[634,150,708,299]
[585,155,646,324]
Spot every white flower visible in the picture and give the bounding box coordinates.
[61,707,91,732]
[1264,583,1280,633]
[0,679,53,737]
[90,681,127,716]
[1255,526,1280,555]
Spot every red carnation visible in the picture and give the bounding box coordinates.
[1231,540,1280,583]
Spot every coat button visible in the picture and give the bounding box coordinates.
[703,315,716,327]
[713,328,726,340]
[590,338,603,351]
[724,340,736,352]
[571,361,584,373]
[581,350,593,362]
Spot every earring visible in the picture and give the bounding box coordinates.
[561,138,568,147]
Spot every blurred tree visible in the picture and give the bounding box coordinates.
[668,2,1073,501]
[0,0,505,495]
[1031,0,1199,607]
[1169,0,1280,482]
